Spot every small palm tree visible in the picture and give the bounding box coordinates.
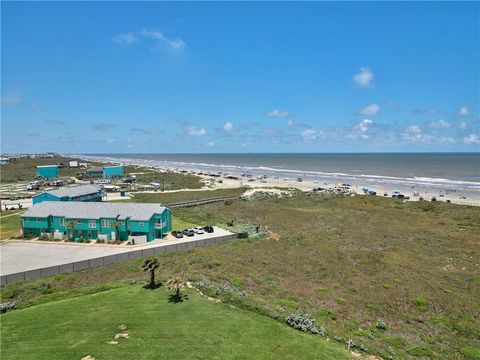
[66,221,76,241]
[111,220,121,242]
[141,258,160,289]
[166,276,186,302]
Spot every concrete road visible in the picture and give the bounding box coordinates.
[0,227,233,276]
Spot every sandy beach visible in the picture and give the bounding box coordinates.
[74,155,480,206]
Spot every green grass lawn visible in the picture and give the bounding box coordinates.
[0,210,24,239]
[0,285,349,360]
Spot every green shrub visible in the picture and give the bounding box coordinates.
[285,312,318,334]
[413,295,428,312]
[376,320,387,330]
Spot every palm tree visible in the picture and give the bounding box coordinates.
[111,220,121,242]
[66,221,76,241]
[141,258,160,289]
[166,276,186,302]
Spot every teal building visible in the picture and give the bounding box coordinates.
[32,184,104,205]
[36,165,59,179]
[21,201,172,242]
[103,165,124,179]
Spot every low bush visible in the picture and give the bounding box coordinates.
[376,320,387,330]
[0,301,16,313]
[285,311,318,334]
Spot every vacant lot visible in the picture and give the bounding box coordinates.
[128,187,246,204]
[0,285,349,360]
[2,194,479,359]
[124,166,204,190]
[0,157,104,183]
[0,210,24,240]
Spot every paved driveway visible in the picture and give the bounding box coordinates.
[0,227,233,276]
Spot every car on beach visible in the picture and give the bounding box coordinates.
[171,231,183,238]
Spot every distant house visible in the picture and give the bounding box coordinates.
[103,165,124,179]
[85,166,104,179]
[32,184,104,205]
[36,165,59,179]
[21,201,172,242]
[0,158,9,165]
[68,160,79,168]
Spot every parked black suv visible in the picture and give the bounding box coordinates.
[202,226,214,233]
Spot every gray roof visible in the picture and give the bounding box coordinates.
[22,201,167,221]
[36,185,101,199]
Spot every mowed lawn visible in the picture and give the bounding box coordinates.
[0,211,23,240]
[0,286,349,360]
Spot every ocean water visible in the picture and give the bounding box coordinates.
[80,153,480,194]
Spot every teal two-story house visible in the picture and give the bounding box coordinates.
[21,201,171,242]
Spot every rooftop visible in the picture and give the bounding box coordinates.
[37,165,58,168]
[87,166,103,172]
[35,184,101,199]
[22,201,167,221]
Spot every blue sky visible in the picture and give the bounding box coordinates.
[1,1,479,153]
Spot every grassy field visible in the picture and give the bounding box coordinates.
[0,157,104,183]
[0,210,24,239]
[2,194,479,359]
[128,187,246,204]
[0,285,349,360]
[124,166,203,190]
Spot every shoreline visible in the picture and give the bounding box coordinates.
[73,154,480,207]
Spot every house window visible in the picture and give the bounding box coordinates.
[60,218,65,226]
[36,218,41,223]
[88,219,96,228]
[139,222,144,227]
[101,219,109,228]
[25,218,30,222]
[76,219,82,224]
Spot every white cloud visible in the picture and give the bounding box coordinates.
[402,125,455,144]
[458,106,469,116]
[301,129,318,143]
[223,122,234,132]
[184,124,207,136]
[206,141,215,147]
[459,122,468,130]
[105,138,116,143]
[353,68,374,88]
[267,109,290,118]
[113,32,138,46]
[347,119,374,140]
[138,28,185,50]
[113,28,185,51]
[1,97,21,106]
[358,103,380,115]
[428,119,450,129]
[287,120,295,128]
[464,133,480,144]
[402,125,423,142]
